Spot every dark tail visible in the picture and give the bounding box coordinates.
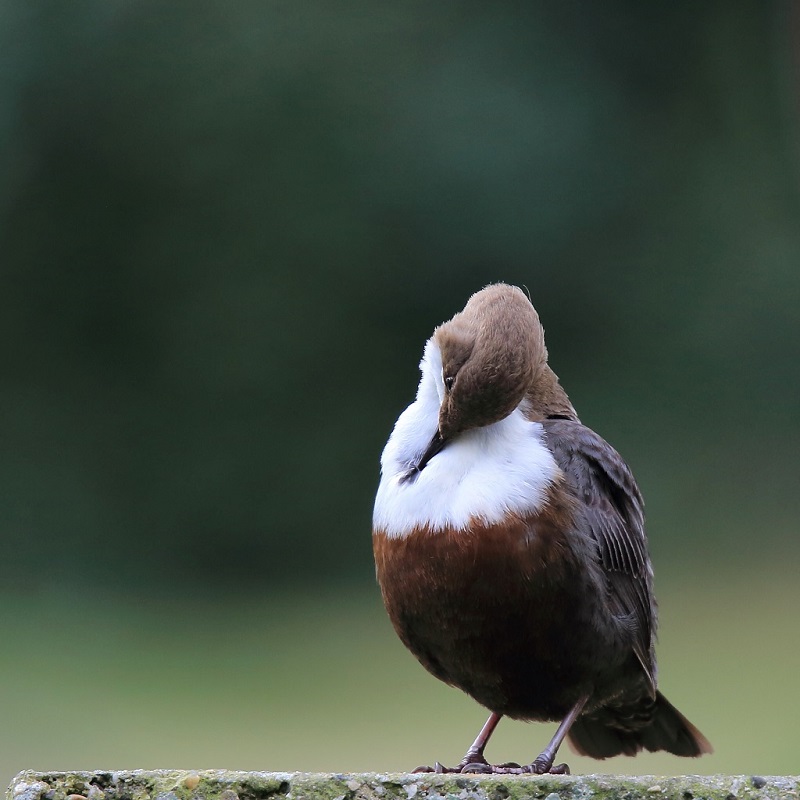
[567,691,712,759]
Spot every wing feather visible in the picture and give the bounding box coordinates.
[542,419,657,692]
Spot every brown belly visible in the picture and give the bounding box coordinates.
[373,499,624,720]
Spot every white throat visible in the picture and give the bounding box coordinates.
[373,340,561,538]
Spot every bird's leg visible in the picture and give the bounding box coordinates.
[505,695,590,775]
[414,696,589,775]
[412,712,503,774]
[456,712,503,772]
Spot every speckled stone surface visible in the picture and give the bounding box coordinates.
[6,772,799,800]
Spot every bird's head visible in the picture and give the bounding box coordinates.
[409,284,549,476]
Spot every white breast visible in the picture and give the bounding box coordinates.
[372,340,561,538]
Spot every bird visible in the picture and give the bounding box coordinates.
[372,283,711,775]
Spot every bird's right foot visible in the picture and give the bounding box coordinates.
[412,752,492,774]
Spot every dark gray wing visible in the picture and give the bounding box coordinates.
[542,419,657,692]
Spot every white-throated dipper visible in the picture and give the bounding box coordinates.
[372,283,711,774]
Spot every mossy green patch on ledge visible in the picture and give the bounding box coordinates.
[6,772,799,800]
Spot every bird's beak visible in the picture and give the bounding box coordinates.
[417,430,446,472]
[400,430,446,484]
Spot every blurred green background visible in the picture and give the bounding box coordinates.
[1,0,799,786]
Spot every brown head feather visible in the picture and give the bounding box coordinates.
[433,283,578,437]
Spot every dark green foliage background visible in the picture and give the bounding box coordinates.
[3,2,798,588]
[0,0,799,782]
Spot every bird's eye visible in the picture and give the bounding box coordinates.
[444,375,455,392]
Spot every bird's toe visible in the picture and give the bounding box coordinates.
[460,762,492,774]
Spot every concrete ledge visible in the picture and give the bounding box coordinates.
[7,772,799,800]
